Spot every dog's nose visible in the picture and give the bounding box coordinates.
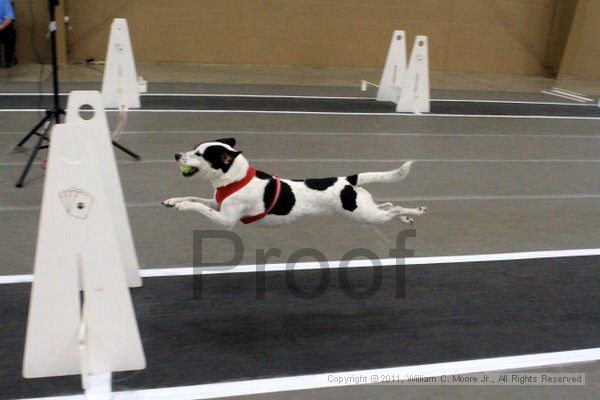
[175,153,182,161]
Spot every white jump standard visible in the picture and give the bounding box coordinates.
[22,92,146,394]
[101,18,146,110]
[370,30,430,113]
[101,18,146,150]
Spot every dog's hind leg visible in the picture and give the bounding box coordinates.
[339,187,407,225]
[377,202,394,211]
[346,206,415,225]
[338,186,427,225]
[393,206,428,216]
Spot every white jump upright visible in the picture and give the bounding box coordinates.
[22,91,145,390]
[66,91,142,287]
[396,36,430,113]
[376,30,407,103]
[375,31,430,113]
[101,18,146,110]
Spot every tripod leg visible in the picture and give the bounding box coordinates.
[15,120,52,188]
[15,114,51,148]
[112,140,141,160]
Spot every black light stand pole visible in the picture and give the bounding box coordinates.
[13,0,141,188]
[48,0,60,127]
[14,0,63,188]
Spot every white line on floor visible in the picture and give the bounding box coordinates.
[142,248,600,278]
[2,130,600,139]
[2,129,600,139]
[435,98,597,107]
[2,248,599,284]
[214,158,600,163]
[552,87,592,98]
[540,91,589,103]
[0,92,370,100]
[90,130,600,139]
[150,93,373,100]
[203,158,600,163]
[415,113,600,121]
[1,108,600,120]
[378,193,600,201]
[3,158,600,167]
[549,88,594,102]
[1,193,599,213]
[14,348,600,400]
[0,92,596,106]
[0,274,34,284]
[0,109,49,112]
[91,109,600,121]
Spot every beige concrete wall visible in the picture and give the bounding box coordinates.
[558,0,600,79]
[13,0,52,63]
[544,0,578,75]
[12,0,579,76]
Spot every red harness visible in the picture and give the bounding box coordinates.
[215,167,282,224]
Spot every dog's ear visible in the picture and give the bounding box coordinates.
[203,145,241,171]
[219,148,241,165]
[216,138,236,147]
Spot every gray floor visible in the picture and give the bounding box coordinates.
[0,82,599,399]
[1,91,599,273]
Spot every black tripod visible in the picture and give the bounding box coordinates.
[13,0,140,188]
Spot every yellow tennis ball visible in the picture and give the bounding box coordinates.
[179,165,195,175]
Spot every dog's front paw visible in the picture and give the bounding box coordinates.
[163,198,183,207]
[174,201,198,212]
[417,206,428,215]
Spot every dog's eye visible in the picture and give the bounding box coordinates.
[195,151,201,156]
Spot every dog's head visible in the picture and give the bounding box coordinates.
[175,138,248,186]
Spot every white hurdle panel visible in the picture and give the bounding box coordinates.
[65,91,142,287]
[374,30,430,113]
[101,18,146,110]
[396,35,430,113]
[376,30,407,103]
[22,91,145,391]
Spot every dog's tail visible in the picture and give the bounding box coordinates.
[352,161,413,186]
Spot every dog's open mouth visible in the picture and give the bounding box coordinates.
[181,167,199,177]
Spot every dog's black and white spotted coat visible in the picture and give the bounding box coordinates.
[163,138,427,229]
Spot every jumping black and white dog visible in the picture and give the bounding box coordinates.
[163,138,427,229]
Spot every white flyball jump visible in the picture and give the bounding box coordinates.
[101,18,146,109]
[376,30,407,103]
[375,30,430,113]
[102,18,147,142]
[65,91,142,288]
[22,91,145,392]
